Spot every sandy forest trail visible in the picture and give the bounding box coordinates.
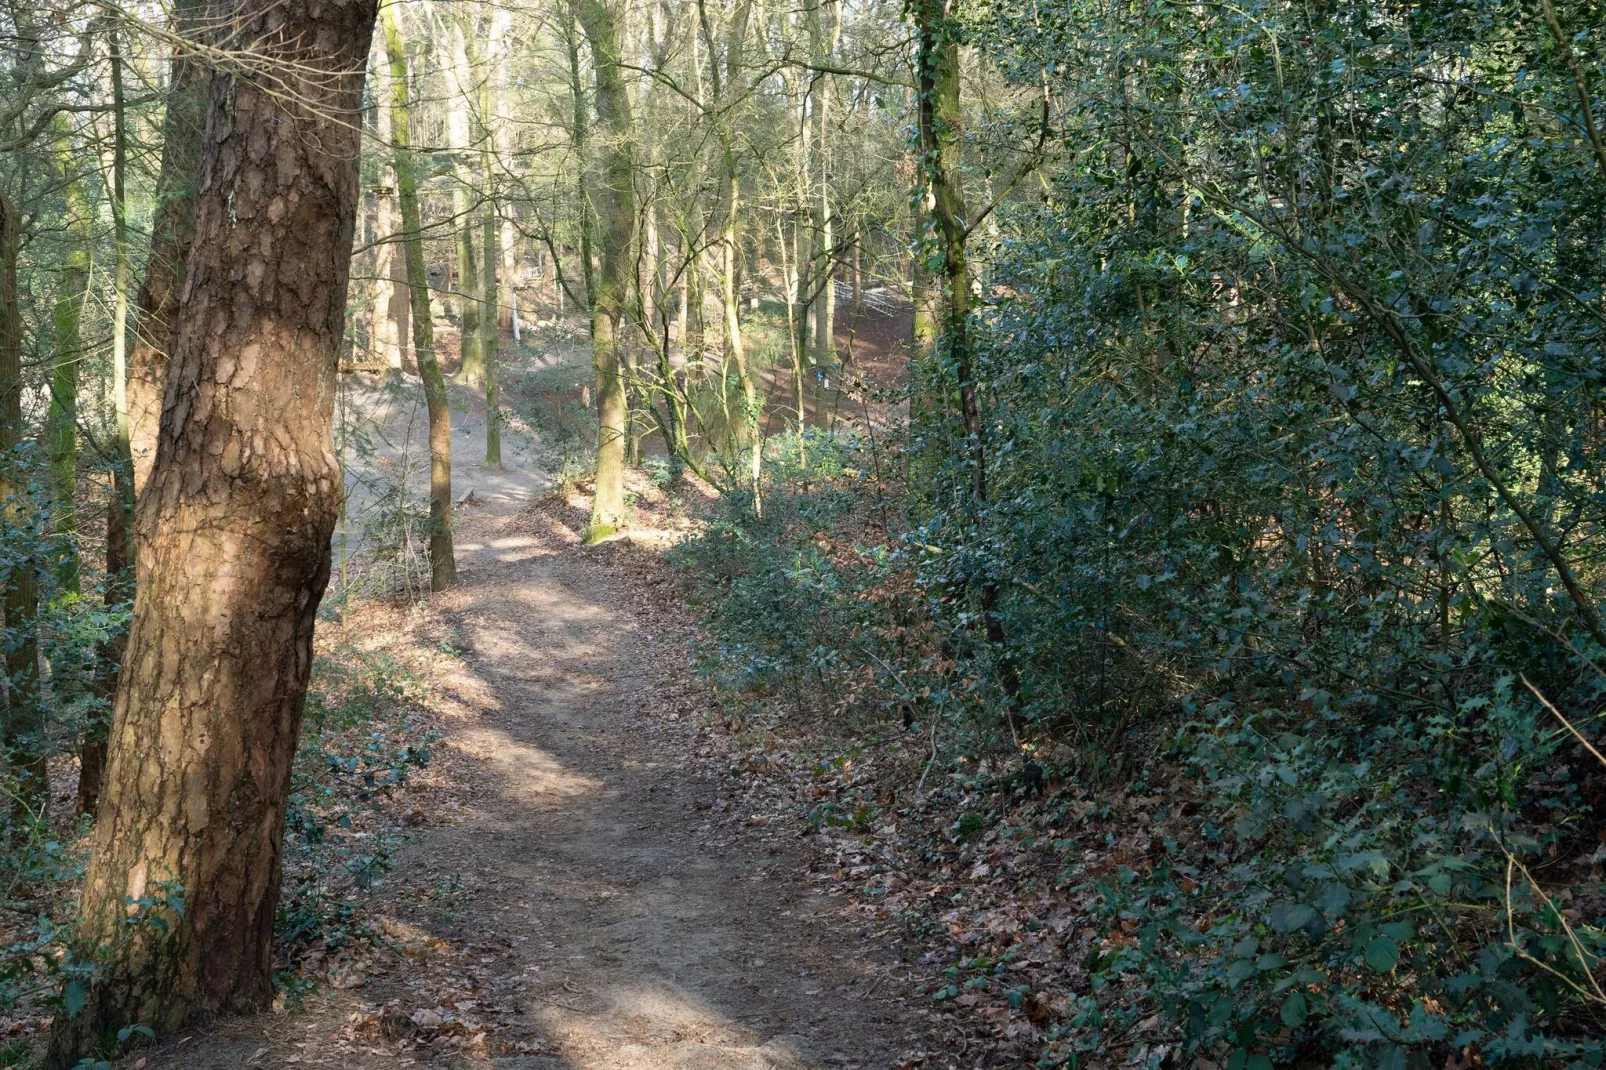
[139,490,930,1070]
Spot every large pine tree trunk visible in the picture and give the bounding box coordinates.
[47,0,378,1060]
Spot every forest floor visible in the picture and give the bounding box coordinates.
[132,479,938,1069]
[120,288,946,1066]
[101,297,1070,1070]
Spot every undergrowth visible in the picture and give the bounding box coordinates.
[0,608,439,1061]
[675,434,1606,1070]
[276,626,438,1000]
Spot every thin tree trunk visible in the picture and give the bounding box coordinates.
[369,33,403,371]
[128,1,208,501]
[573,0,634,540]
[484,199,501,468]
[481,4,505,470]
[811,0,838,371]
[384,1,456,590]
[84,3,206,817]
[48,118,90,595]
[792,62,815,382]
[46,1,377,1060]
[911,0,1025,735]
[79,26,147,818]
[564,5,595,314]
[0,195,43,822]
[109,29,134,575]
[851,233,862,319]
[449,9,483,385]
[775,211,806,431]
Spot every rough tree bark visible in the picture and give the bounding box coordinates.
[46,0,378,1061]
[383,0,456,590]
[573,0,634,541]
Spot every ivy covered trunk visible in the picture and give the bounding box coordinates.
[912,0,1024,731]
[47,0,377,1060]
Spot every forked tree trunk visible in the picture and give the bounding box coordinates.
[573,0,634,541]
[46,0,377,1061]
[384,0,456,590]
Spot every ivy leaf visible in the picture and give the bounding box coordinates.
[1364,935,1399,973]
[1271,901,1315,933]
[62,980,86,1018]
[1281,991,1309,1027]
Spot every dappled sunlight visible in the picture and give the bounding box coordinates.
[527,980,812,1069]
[447,723,604,802]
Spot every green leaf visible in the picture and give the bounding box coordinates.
[1281,903,1315,932]
[1365,935,1399,973]
[62,980,86,1018]
[1380,921,1415,941]
[1247,1056,1274,1070]
[1280,991,1308,1027]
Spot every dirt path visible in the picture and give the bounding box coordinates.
[139,491,930,1070]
